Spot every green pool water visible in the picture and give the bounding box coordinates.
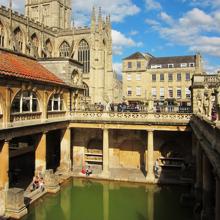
[22,179,194,220]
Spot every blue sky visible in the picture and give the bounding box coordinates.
[1,0,220,75]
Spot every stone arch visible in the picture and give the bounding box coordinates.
[83,82,89,97]
[118,138,145,169]
[30,33,39,57]
[47,92,65,111]
[13,26,25,52]
[42,38,53,57]
[11,90,40,113]
[0,20,5,47]
[59,40,70,57]
[78,39,90,73]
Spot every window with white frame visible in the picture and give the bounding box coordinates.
[151,87,157,98]
[136,87,141,96]
[185,72,190,81]
[127,87,132,96]
[185,88,191,98]
[168,87,173,98]
[177,88,182,98]
[128,62,132,68]
[47,94,64,111]
[127,74,131,81]
[168,64,174,68]
[11,91,39,113]
[136,73,141,81]
[151,64,162,69]
[160,87,164,99]
[181,63,187,68]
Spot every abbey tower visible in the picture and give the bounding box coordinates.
[0,0,116,104]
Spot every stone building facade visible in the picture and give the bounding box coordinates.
[122,52,203,111]
[0,0,115,104]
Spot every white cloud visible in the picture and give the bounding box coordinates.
[147,8,220,58]
[74,0,140,25]
[145,0,161,11]
[0,0,24,12]
[129,30,139,36]
[160,12,173,25]
[145,18,160,27]
[113,62,122,75]
[112,29,142,55]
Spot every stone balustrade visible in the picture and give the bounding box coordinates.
[70,111,192,124]
[47,111,67,119]
[10,112,42,125]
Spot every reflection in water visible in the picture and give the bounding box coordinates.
[22,179,194,220]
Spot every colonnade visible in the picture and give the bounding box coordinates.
[0,127,72,190]
[195,141,220,220]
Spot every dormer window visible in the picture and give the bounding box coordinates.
[168,64,174,68]
[189,63,195,67]
[151,64,162,69]
[181,63,187,68]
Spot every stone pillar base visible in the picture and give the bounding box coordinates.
[0,190,6,217]
[100,171,109,179]
[146,174,155,183]
[44,170,60,194]
[5,188,27,219]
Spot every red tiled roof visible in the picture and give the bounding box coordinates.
[0,50,65,85]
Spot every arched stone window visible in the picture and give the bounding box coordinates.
[0,21,5,47]
[42,38,53,57]
[14,27,23,51]
[47,94,64,111]
[31,33,39,57]
[83,82,89,97]
[11,91,39,113]
[59,41,70,57]
[78,40,90,73]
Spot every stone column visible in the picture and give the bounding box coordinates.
[215,176,220,220]
[59,128,71,172]
[201,154,214,220]
[35,133,47,174]
[146,130,155,183]
[0,140,9,189]
[102,128,109,177]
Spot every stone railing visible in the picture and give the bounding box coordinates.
[204,75,218,85]
[70,111,192,124]
[10,112,42,123]
[47,111,67,119]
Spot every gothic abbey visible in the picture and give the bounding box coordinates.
[0,0,116,104]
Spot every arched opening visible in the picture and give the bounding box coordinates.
[14,27,23,52]
[43,38,53,57]
[11,91,39,113]
[0,21,5,47]
[31,33,39,57]
[59,41,70,57]
[83,82,89,97]
[78,40,90,73]
[47,94,64,111]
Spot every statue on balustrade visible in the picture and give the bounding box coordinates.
[203,86,212,118]
[196,90,203,114]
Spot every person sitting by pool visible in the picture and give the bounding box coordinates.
[81,166,86,175]
[86,166,92,176]
[32,175,39,191]
[39,177,45,192]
